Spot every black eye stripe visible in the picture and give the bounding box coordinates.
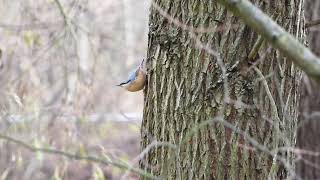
[125,79,131,84]
[118,79,131,86]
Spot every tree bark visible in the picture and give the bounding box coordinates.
[141,0,304,179]
[296,0,320,178]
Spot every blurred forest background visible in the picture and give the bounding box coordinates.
[1,0,320,179]
[0,0,149,179]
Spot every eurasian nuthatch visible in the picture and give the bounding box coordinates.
[117,59,146,92]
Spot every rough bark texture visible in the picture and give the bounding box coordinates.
[296,0,320,178]
[141,0,304,179]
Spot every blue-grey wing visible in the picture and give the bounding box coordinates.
[117,68,138,86]
[127,69,137,81]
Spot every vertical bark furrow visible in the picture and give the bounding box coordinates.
[141,0,304,179]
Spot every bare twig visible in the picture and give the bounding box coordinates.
[248,36,264,60]
[306,19,320,28]
[0,22,62,31]
[151,2,217,33]
[53,0,78,40]
[218,0,320,84]
[120,141,176,180]
[53,0,69,25]
[0,133,159,180]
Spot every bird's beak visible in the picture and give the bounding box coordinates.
[117,82,127,86]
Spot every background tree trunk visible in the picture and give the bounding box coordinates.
[296,0,320,178]
[141,0,305,179]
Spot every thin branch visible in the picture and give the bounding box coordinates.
[253,67,282,176]
[214,118,300,179]
[53,0,69,25]
[0,133,159,180]
[120,141,176,180]
[306,19,320,28]
[0,22,62,31]
[151,1,217,33]
[217,0,320,84]
[248,36,264,60]
[53,0,78,40]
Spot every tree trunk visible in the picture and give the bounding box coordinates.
[141,0,305,179]
[296,0,320,178]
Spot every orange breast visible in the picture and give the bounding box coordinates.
[125,70,146,92]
